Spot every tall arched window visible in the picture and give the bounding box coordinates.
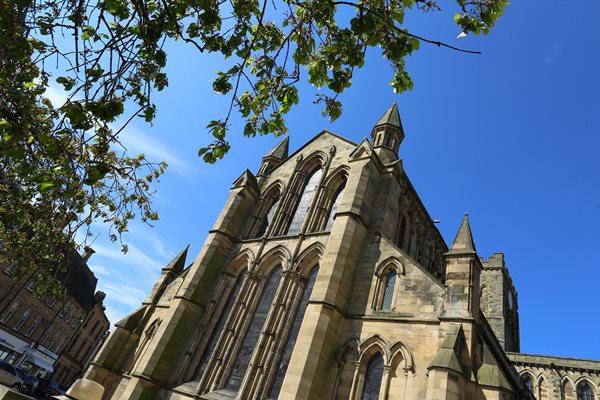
[361,353,384,400]
[13,307,31,331]
[195,275,245,380]
[225,267,282,392]
[395,214,406,248]
[577,381,595,400]
[521,374,534,398]
[269,266,319,398]
[325,182,345,231]
[381,271,396,310]
[287,167,322,235]
[255,197,280,237]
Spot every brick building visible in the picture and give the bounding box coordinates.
[0,249,109,388]
[84,104,599,399]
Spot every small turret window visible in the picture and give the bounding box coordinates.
[361,353,384,400]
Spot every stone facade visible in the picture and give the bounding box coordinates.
[84,104,599,400]
[0,250,110,388]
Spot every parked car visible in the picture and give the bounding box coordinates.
[15,367,38,394]
[0,360,24,391]
[36,377,61,398]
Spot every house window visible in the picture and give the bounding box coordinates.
[26,315,43,337]
[195,275,245,379]
[325,182,346,231]
[13,307,32,331]
[0,299,22,323]
[268,266,319,398]
[48,329,61,349]
[381,271,397,310]
[287,168,322,235]
[577,381,595,400]
[59,301,70,317]
[225,267,282,392]
[361,353,384,400]
[55,335,68,352]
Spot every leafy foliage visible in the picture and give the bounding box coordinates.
[0,0,506,273]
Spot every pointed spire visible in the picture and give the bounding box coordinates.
[375,102,404,133]
[446,214,477,255]
[265,136,289,160]
[162,245,189,274]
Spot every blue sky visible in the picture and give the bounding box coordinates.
[61,0,600,361]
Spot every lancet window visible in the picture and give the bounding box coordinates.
[195,275,245,380]
[520,374,534,398]
[268,266,319,399]
[373,260,401,311]
[287,167,322,235]
[395,214,407,249]
[577,381,595,400]
[381,272,397,310]
[361,353,384,400]
[225,267,282,392]
[324,182,346,231]
[249,185,282,238]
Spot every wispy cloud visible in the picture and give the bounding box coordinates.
[44,85,194,177]
[93,242,163,272]
[99,282,147,308]
[150,237,175,260]
[88,264,109,276]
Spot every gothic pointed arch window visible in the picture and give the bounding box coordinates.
[287,167,322,235]
[381,271,397,310]
[250,185,282,238]
[325,182,346,231]
[195,274,245,380]
[395,214,407,248]
[225,267,282,392]
[268,266,319,399]
[361,353,384,400]
[520,373,535,398]
[577,381,595,400]
[373,261,401,311]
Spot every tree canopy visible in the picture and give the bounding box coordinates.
[0,0,507,275]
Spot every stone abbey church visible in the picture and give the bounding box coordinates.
[84,104,600,400]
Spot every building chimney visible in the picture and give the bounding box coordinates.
[83,246,95,263]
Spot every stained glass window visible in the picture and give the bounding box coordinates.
[256,197,280,237]
[577,381,595,400]
[381,271,396,310]
[325,183,346,231]
[269,266,319,398]
[196,275,245,380]
[287,168,322,235]
[361,353,384,400]
[225,267,282,392]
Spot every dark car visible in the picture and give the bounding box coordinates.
[15,367,38,395]
[35,377,61,398]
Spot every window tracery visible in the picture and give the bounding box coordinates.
[225,267,282,392]
[268,266,319,398]
[325,182,346,231]
[194,275,245,380]
[287,167,322,235]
